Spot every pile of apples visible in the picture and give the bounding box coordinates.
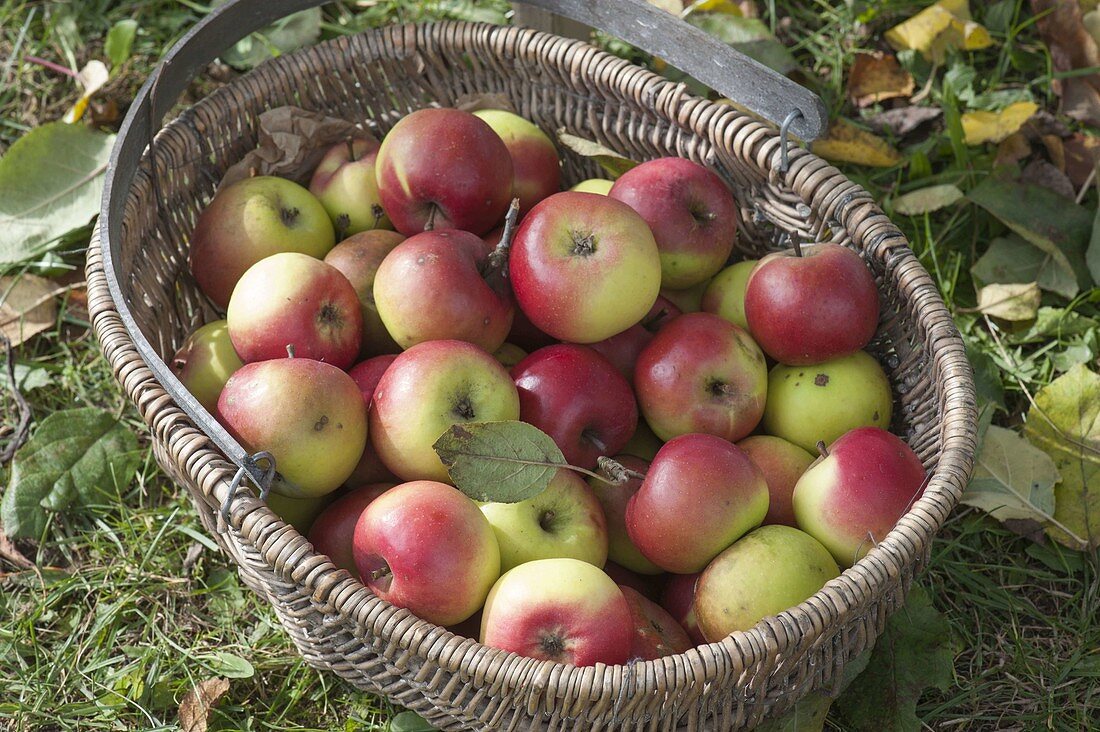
[172,105,927,667]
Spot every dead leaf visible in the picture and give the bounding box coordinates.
[994,132,1033,168]
[811,118,902,167]
[454,93,516,114]
[556,131,639,178]
[976,282,1041,321]
[179,678,230,732]
[892,184,964,215]
[220,106,364,189]
[961,102,1039,145]
[62,60,109,124]
[0,528,34,570]
[1031,0,1100,129]
[885,0,993,62]
[1040,135,1066,171]
[1002,518,1048,544]
[1021,159,1075,199]
[864,106,942,137]
[847,51,914,107]
[0,275,60,346]
[1063,133,1100,188]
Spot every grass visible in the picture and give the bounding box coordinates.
[1,0,1099,730]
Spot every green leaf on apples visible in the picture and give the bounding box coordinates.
[962,425,1061,524]
[433,421,567,503]
[0,407,142,538]
[556,131,639,179]
[0,123,115,268]
[835,585,955,732]
[1023,364,1100,550]
[389,711,436,731]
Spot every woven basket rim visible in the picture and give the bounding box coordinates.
[88,18,977,713]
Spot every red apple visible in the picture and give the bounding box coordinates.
[626,433,768,573]
[373,229,513,353]
[737,435,815,528]
[226,252,362,369]
[189,176,335,309]
[323,230,405,357]
[480,558,633,666]
[660,572,705,645]
[620,585,692,660]
[792,427,926,567]
[473,109,560,216]
[506,305,556,352]
[587,295,682,384]
[634,312,767,443]
[170,320,243,413]
[588,455,663,575]
[512,344,637,469]
[309,482,393,573]
[217,358,367,497]
[354,480,500,625]
[309,137,391,236]
[510,191,662,343]
[609,157,738,289]
[345,355,399,486]
[375,108,513,236]
[743,243,880,365]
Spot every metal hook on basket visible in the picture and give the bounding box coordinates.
[778,109,804,174]
[217,450,277,533]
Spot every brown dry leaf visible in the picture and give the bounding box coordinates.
[179,678,230,732]
[847,51,914,107]
[1031,0,1100,129]
[220,106,364,189]
[1040,135,1066,171]
[885,0,993,62]
[811,118,902,167]
[1021,159,1076,199]
[1064,133,1100,187]
[864,106,942,137]
[0,275,60,346]
[976,282,1041,321]
[994,132,1033,168]
[961,102,1039,145]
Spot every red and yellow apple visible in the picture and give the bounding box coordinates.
[620,585,692,661]
[323,230,405,357]
[309,482,393,573]
[309,137,391,236]
[588,454,663,575]
[472,109,560,216]
[737,435,814,528]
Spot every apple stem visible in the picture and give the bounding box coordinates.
[793,237,804,257]
[641,306,671,331]
[482,197,521,287]
[345,136,357,163]
[368,564,392,581]
[595,456,647,485]
[286,344,296,359]
[423,204,437,232]
[816,440,829,458]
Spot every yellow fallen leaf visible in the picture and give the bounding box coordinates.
[976,281,1040,321]
[962,101,1039,145]
[811,119,902,168]
[847,51,915,107]
[885,0,993,61]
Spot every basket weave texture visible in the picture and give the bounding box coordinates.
[86,20,977,731]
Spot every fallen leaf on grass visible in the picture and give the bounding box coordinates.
[892,184,964,215]
[993,132,1032,168]
[1021,159,1075,200]
[1031,0,1100,128]
[864,106,942,137]
[885,0,992,62]
[971,235,1078,300]
[847,52,914,107]
[105,19,138,70]
[179,678,230,732]
[976,282,1041,321]
[963,425,1061,523]
[1024,364,1100,550]
[557,131,638,178]
[62,60,109,124]
[961,101,1038,146]
[811,119,902,167]
[1063,134,1100,189]
[0,275,60,346]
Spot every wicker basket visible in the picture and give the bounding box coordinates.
[86,1,977,728]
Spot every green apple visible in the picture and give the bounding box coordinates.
[762,350,893,453]
[701,259,757,331]
[479,469,608,572]
[492,342,527,368]
[170,320,243,413]
[569,178,614,195]
[695,525,839,640]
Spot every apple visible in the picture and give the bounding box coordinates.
[621,420,663,461]
[609,157,738,289]
[493,343,527,369]
[634,312,767,443]
[354,480,500,625]
[509,191,662,343]
[793,427,926,567]
[603,561,666,602]
[743,243,880,365]
[569,178,614,195]
[308,482,393,573]
[323,230,405,357]
[660,572,705,645]
[217,358,367,497]
[694,525,839,640]
[375,108,513,236]
[626,433,769,573]
[701,259,757,332]
[737,435,814,528]
[373,229,513,353]
[170,320,243,413]
[267,492,332,535]
[588,455,663,575]
[512,344,637,469]
[587,295,682,384]
[343,355,399,486]
[659,278,710,314]
[309,137,391,236]
[473,109,560,216]
[189,175,335,309]
[762,351,893,453]
[227,252,363,369]
[479,469,608,572]
[620,585,692,660]
[506,306,556,352]
[480,558,633,666]
[370,340,520,482]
